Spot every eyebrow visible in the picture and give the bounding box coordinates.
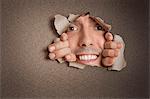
[70,20,81,26]
[71,16,99,26]
[89,16,111,31]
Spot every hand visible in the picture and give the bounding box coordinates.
[102,32,122,66]
[48,33,76,62]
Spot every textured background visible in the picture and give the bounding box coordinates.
[0,0,1,97]
[1,0,149,98]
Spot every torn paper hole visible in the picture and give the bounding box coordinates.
[69,62,86,69]
[54,15,70,35]
[108,35,126,71]
[57,58,65,63]
[68,14,79,22]
[52,13,126,71]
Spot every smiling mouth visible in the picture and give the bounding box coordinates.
[76,54,99,63]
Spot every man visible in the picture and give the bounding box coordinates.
[48,13,126,71]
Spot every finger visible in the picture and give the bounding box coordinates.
[48,40,69,52]
[105,32,113,41]
[102,48,120,57]
[54,38,60,43]
[60,33,68,41]
[48,45,55,52]
[104,41,117,49]
[102,49,115,57]
[102,57,115,66]
[54,41,69,50]
[117,42,122,49]
[54,48,71,59]
[65,53,76,62]
[49,53,55,60]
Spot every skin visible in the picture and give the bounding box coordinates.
[48,15,122,67]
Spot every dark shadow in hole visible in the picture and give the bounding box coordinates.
[43,47,50,60]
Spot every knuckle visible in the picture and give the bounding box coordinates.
[54,48,71,58]
[104,41,111,48]
[55,40,69,49]
[110,42,117,48]
[103,57,114,66]
[102,50,107,56]
[102,49,113,57]
[54,51,63,59]
[104,41,117,49]
[108,50,113,55]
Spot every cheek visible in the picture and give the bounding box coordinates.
[67,33,79,53]
[95,33,106,49]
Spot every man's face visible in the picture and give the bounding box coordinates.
[66,15,106,66]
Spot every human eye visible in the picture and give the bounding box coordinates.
[95,24,103,31]
[67,24,78,32]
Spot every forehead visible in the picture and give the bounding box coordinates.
[73,15,97,25]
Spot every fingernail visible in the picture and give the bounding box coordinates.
[49,53,55,59]
[49,46,55,52]
[108,36,113,40]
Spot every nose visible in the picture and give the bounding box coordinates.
[80,43,93,47]
[79,32,94,47]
